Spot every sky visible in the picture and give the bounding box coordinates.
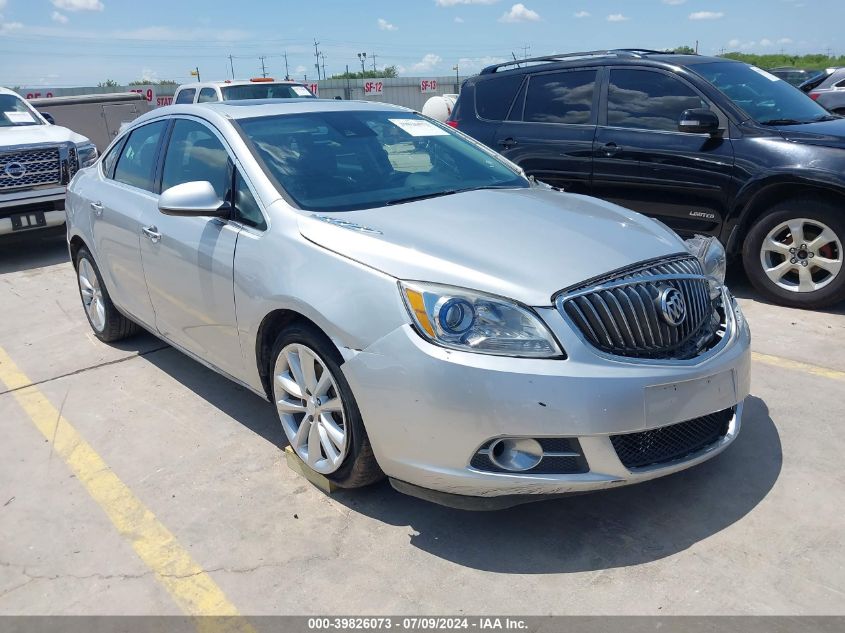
[0,0,841,88]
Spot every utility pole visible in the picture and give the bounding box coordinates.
[283,51,290,80]
[521,44,530,59]
[321,52,327,80]
[259,56,268,78]
[345,64,351,99]
[228,55,235,80]
[453,63,459,87]
[695,40,699,55]
[314,39,321,80]
[371,52,377,74]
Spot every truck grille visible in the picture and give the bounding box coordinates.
[556,255,718,359]
[610,407,734,469]
[0,147,62,191]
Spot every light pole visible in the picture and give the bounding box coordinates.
[357,52,367,77]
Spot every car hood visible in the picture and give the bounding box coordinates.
[0,123,89,146]
[297,188,683,306]
[773,117,845,150]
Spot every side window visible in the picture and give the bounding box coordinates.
[174,88,196,104]
[197,88,218,103]
[474,74,523,121]
[523,70,597,124]
[233,171,266,230]
[101,139,123,178]
[113,121,167,191]
[607,69,707,132]
[161,119,231,199]
[835,79,845,89]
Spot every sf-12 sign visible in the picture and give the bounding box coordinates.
[420,79,438,93]
[364,80,384,96]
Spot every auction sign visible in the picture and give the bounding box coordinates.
[420,79,438,93]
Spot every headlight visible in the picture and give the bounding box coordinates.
[685,235,726,299]
[76,142,98,169]
[399,281,564,358]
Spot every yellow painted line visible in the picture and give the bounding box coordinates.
[752,351,845,382]
[0,347,254,632]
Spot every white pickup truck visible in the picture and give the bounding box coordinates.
[1,87,98,237]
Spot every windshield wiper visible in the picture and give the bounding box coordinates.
[759,118,804,126]
[385,185,516,206]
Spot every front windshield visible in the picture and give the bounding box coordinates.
[694,61,830,125]
[0,94,42,127]
[237,110,528,212]
[222,84,314,100]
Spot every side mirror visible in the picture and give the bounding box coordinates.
[158,181,230,218]
[40,112,55,125]
[678,108,721,135]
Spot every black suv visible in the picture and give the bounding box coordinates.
[450,49,845,309]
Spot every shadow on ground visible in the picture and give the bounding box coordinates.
[131,339,783,575]
[0,230,69,275]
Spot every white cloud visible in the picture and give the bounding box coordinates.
[51,11,69,23]
[435,0,497,5]
[760,38,773,47]
[607,13,630,22]
[377,18,397,31]
[574,10,590,18]
[411,53,443,73]
[663,0,686,4]
[0,20,22,33]
[51,0,104,11]
[689,11,724,20]
[499,3,540,23]
[112,25,250,42]
[0,0,7,10]
[140,67,158,82]
[454,16,464,23]
[457,55,507,72]
[295,65,307,74]
[728,38,741,48]
[778,37,793,44]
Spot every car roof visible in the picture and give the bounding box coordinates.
[129,98,412,127]
[0,86,23,97]
[178,80,303,91]
[476,50,735,78]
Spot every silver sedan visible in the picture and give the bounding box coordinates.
[65,99,750,509]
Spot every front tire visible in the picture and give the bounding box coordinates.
[270,323,383,488]
[75,247,140,342]
[742,196,845,309]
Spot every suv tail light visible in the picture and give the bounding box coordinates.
[809,92,821,100]
[446,120,458,128]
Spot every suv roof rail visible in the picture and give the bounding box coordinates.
[479,49,670,74]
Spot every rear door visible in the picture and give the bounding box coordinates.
[493,68,599,193]
[459,73,524,147]
[592,67,734,236]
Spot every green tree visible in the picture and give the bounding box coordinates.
[98,79,120,88]
[670,46,697,55]
[330,65,399,80]
[719,52,845,70]
[128,79,178,86]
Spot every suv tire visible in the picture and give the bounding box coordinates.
[743,196,845,309]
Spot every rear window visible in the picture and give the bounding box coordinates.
[174,89,195,104]
[474,75,523,120]
[222,84,314,100]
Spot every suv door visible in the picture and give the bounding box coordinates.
[90,120,167,329]
[139,117,244,378]
[592,67,734,236]
[493,68,598,193]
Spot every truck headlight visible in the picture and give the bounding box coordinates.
[400,281,564,358]
[685,235,726,299]
[76,142,98,169]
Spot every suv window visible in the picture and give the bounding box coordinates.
[174,88,196,104]
[474,75,523,121]
[113,121,167,191]
[161,119,231,199]
[197,87,218,103]
[233,171,266,230]
[523,70,596,124]
[607,69,706,132]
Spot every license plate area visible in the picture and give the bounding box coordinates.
[644,370,737,429]
[11,211,47,231]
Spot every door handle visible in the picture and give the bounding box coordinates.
[90,201,103,217]
[498,137,518,149]
[600,142,621,157]
[142,225,161,243]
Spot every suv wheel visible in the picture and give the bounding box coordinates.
[270,323,383,488]
[75,247,140,342]
[743,197,845,309]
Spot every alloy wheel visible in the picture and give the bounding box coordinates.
[273,343,348,474]
[78,258,106,332]
[759,217,843,293]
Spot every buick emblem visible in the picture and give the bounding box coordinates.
[4,162,26,178]
[658,286,687,327]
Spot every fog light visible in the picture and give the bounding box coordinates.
[488,437,543,472]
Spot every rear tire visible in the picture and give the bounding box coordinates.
[742,196,845,309]
[74,247,140,342]
[270,322,383,488]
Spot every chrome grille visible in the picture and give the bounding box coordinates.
[0,147,62,191]
[557,255,717,359]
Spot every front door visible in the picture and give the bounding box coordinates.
[493,68,598,194]
[592,67,735,237]
[139,117,244,378]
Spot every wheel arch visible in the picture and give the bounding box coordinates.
[68,233,89,266]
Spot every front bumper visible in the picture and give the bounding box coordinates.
[342,292,751,506]
[0,188,66,236]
